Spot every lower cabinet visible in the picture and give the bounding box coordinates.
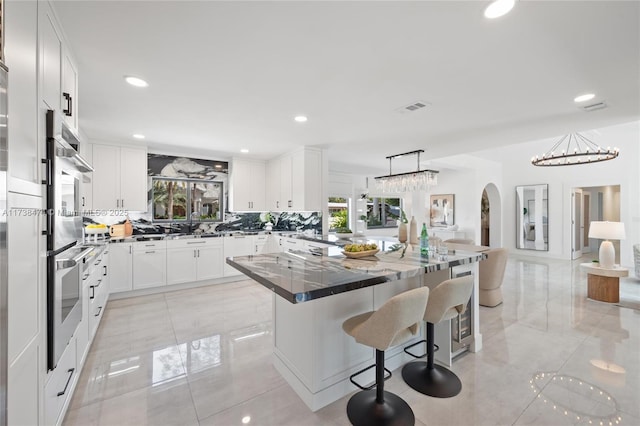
[109,242,132,293]
[133,241,167,289]
[223,235,253,277]
[44,337,77,426]
[166,238,223,284]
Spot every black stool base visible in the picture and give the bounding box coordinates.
[401,362,462,398]
[346,389,415,426]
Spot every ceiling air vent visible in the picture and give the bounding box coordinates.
[580,101,607,112]
[396,100,431,114]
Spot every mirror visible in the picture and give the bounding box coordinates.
[516,184,548,251]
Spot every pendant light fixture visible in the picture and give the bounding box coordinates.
[531,133,619,167]
[374,150,438,192]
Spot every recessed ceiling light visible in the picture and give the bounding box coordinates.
[574,93,596,103]
[484,0,515,19]
[124,76,149,87]
[132,134,145,139]
[240,149,249,153]
[294,115,308,123]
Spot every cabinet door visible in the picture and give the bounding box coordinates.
[223,236,253,276]
[40,4,62,112]
[120,147,148,212]
[280,155,292,211]
[291,149,322,211]
[196,245,224,280]
[250,161,266,211]
[266,159,281,210]
[166,248,198,285]
[133,250,167,289]
[230,159,253,211]
[109,243,133,293]
[62,51,78,131]
[6,0,40,191]
[92,144,121,210]
[79,143,93,210]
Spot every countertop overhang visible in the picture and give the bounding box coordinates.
[227,245,487,303]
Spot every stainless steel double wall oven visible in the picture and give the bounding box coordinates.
[44,110,93,370]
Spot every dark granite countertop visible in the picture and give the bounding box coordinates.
[226,244,486,304]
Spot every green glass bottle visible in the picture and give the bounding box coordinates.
[420,223,429,258]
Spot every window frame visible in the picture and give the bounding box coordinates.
[366,196,402,229]
[151,177,224,223]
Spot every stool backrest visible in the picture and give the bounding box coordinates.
[353,287,430,351]
[424,275,473,324]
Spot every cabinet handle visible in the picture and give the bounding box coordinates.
[121,199,124,208]
[288,200,292,208]
[57,368,75,396]
[255,245,258,253]
[62,92,72,117]
[82,196,85,207]
[95,279,102,288]
[116,199,120,208]
[90,285,95,300]
[197,249,200,257]
[129,245,132,254]
[193,249,196,258]
[103,265,107,276]
[82,273,89,281]
[276,201,279,208]
[95,306,103,317]
[187,241,206,244]
[145,251,155,254]
[94,258,101,266]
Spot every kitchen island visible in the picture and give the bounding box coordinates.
[227,244,486,411]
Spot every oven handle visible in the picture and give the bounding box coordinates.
[56,247,94,270]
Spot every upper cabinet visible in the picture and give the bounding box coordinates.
[91,144,148,212]
[267,148,324,212]
[61,50,79,131]
[40,2,62,113]
[229,158,266,212]
[5,0,40,193]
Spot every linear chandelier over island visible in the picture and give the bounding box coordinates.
[374,149,439,192]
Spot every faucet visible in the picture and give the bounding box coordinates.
[190,211,200,233]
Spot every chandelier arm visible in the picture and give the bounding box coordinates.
[576,133,601,152]
[544,135,567,156]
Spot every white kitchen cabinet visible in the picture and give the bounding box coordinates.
[195,243,224,281]
[88,248,109,340]
[109,243,133,293]
[62,49,79,131]
[268,148,324,212]
[91,144,148,211]
[291,148,323,212]
[254,234,269,254]
[229,158,266,211]
[166,246,198,285]
[265,159,281,211]
[5,0,41,193]
[79,143,93,210]
[7,193,41,426]
[44,337,76,426]
[40,1,62,112]
[223,235,254,276]
[133,241,167,289]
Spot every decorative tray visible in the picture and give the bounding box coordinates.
[342,249,380,259]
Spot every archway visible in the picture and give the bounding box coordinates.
[481,183,502,247]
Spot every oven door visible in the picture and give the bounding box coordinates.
[48,246,93,370]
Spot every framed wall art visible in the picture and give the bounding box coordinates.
[430,194,455,227]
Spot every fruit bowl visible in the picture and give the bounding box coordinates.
[342,248,380,259]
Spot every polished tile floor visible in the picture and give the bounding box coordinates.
[65,254,640,426]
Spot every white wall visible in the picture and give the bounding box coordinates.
[474,121,639,267]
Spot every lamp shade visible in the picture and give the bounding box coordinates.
[588,221,626,240]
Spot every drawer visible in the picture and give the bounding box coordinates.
[166,238,222,249]
[44,338,77,426]
[133,240,166,251]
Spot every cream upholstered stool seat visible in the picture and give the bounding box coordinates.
[401,275,473,398]
[342,286,430,426]
[478,248,508,307]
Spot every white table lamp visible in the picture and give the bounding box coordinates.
[588,221,626,269]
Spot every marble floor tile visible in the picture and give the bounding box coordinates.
[65,257,640,426]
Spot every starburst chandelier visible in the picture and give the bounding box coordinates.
[531,133,619,167]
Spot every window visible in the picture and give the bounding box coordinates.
[328,196,350,231]
[152,177,223,222]
[366,197,401,228]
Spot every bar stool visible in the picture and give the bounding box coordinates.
[342,286,430,426]
[401,275,473,398]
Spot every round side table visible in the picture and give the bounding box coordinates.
[580,263,629,303]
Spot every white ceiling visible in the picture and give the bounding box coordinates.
[53,0,640,175]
